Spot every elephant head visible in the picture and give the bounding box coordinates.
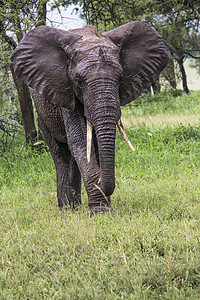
[11,22,169,211]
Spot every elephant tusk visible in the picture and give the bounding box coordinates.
[87,120,93,162]
[117,119,135,152]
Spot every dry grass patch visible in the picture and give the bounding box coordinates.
[121,113,200,128]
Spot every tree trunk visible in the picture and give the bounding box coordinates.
[37,1,47,26]
[1,9,38,145]
[10,66,37,144]
[152,79,161,94]
[162,57,177,89]
[0,1,48,145]
[178,56,190,94]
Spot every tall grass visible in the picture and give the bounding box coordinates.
[1,91,200,299]
[122,90,200,127]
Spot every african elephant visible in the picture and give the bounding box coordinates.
[11,21,169,216]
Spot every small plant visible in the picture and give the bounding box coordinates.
[0,115,23,155]
[173,124,200,141]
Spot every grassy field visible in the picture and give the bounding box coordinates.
[1,91,200,299]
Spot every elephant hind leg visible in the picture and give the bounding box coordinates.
[38,117,81,210]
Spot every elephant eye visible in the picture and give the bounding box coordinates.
[118,73,123,83]
[78,79,84,88]
[75,75,85,91]
[75,74,83,87]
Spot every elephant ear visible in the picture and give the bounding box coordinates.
[11,26,82,110]
[103,21,169,106]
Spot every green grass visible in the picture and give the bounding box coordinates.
[1,91,200,299]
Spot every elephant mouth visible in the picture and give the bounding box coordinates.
[86,118,135,163]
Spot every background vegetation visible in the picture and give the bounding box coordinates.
[0,0,199,143]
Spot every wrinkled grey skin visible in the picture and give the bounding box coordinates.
[11,22,169,215]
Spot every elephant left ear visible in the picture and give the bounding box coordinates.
[11,26,82,110]
[103,21,169,106]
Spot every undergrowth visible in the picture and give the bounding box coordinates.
[124,90,200,117]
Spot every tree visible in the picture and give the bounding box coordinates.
[148,1,200,93]
[78,0,200,93]
[0,0,48,144]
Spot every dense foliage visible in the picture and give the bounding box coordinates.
[0,0,199,145]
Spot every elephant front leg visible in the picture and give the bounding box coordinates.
[81,162,113,216]
[56,155,81,210]
[63,106,113,216]
[38,117,81,210]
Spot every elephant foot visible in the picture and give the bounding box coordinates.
[59,203,82,212]
[89,205,114,217]
[58,194,82,211]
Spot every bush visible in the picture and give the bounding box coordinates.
[132,89,184,107]
[0,66,23,154]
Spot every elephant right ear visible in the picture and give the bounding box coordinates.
[11,26,82,110]
[103,22,169,106]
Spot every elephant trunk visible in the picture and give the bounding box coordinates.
[88,86,119,196]
[85,77,120,196]
[94,115,117,196]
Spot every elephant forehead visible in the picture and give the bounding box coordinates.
[74,39,120,61]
